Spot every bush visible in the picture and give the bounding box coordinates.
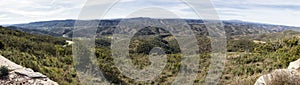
[283,37,298,47]
[0,66,9,78]
[227,39,257,52]
[0,41,5,50]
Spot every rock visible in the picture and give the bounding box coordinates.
[15,68,47,78]
[255,74,270,85]
[0,55,59,85]
[0,55,23,70]
[63,40,74,47]
[66,40,74,45]
[254,69,299,85]
[255,59,300,85]
[288,58,300,72]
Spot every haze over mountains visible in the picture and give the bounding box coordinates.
[5,18,299,38]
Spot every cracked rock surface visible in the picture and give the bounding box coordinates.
[0,55,58,85]
[255,59,300,85]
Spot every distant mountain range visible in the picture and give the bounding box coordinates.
[5,18,299,38]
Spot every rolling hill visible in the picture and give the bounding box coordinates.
[2,18,300,84]
[7,18,298,38]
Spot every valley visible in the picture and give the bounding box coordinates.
[1,18,300,85]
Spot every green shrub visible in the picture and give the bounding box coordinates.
[0,66,9,78]
[283,37,298,47]
[0,41,5,50]
[228,39,256,52]
[0,27,78,84]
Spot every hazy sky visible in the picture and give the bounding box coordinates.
[0,0,299,26]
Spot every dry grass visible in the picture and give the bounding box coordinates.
[229,75,260,85]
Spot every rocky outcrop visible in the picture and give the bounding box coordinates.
[288,59,300,72]
[255,59,300,85]
[0,55,58,85]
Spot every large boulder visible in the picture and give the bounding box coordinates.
[0,55,23,70]
[255,59,300,85]
[0,55,58,85]
[288,59,300,72]
[254,69,300,85]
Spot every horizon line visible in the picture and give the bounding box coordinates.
[2,17,299,27]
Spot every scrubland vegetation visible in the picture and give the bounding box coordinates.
[1,25,300,84]
[0,66,9,79]
[0,26,78,84]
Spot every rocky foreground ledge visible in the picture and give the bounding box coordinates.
[0,55,58,85]
[255,59,300,85]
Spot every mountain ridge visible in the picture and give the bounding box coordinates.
[6,18,299,38]
[8,18,299,27]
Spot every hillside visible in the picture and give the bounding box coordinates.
[7,18,296,38]
[0,26,79,85]
[2,23,300,84]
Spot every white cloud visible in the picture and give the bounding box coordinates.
[0,0,86,24]
[80,0,138,8]
[102,0,199,19]
[211,0,300,26]
[0,14,10,20]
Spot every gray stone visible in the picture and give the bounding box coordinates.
[0,55,23,70]
[288,59,300,72]
[255,59,300,85]
[0,55,58,85]
[15,69,47,78]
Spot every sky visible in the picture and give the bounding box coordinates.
[0,0,299,27]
